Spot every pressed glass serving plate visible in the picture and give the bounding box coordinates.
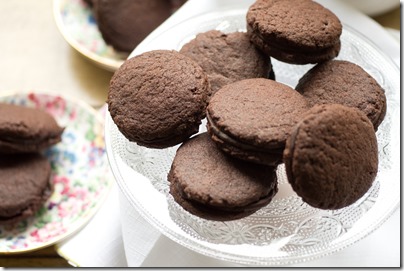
[104,9,399,266]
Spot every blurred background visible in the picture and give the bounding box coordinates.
[0,0,400,267]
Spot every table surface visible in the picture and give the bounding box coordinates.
[0,1,400,267]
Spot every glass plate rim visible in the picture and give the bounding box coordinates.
[105,8,400,266]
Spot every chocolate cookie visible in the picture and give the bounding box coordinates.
[95,0,172,53]
[0,153,53,225]
[206,78,309,165]
[295,60,387,130]
[283,104,378,210]
[108,50,210,148]
[0,103,64,153]
[168,133,278,221]
[246,0,342,64]
[180,30,275,94]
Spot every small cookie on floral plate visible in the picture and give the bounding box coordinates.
[0,92,112,254]
[0,103,64,153]
[0,153,53,225]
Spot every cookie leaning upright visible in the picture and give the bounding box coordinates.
[0,103,64,153]
[246,0,342,64]
[108,50,210,149]
[283,104,378,210]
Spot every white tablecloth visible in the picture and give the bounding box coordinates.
[56,0,400,267]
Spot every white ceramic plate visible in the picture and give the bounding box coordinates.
[53,0,126,72]
[105,9,400,266]
[0,92,113,254]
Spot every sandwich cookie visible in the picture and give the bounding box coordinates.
[0,153,53,225]
[283,104,378,209]
[207,78,309,165]
[168,133,278,221]
[95,0,172,53]
[0,103,64,153]
[108,50,210,148]
[295,60,387,130]
[180,30,275,94]
[246,0,342,64]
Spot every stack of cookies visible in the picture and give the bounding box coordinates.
[0,103,64,225]
[107,0,386,221]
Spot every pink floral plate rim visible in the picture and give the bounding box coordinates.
[53,0,126,72]
[0,91,113,254]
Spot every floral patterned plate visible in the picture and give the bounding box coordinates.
[53,0,127,71]
[0,92,113,254]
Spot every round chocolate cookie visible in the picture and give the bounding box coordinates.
[0,153,53,225]
[283,104,378,210]
[0,103,64,153]
[180,30,275,94]
[168,133,278,221]
[95,0,172,53]
[246,0,342,64]
[206,78,309,165]
[295,60,387,130]
[108,50,210,149]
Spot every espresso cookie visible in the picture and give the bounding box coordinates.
[108,50,210,148]
[168,133,278,221]
[295,60,387,130]
[0,153,53,225]
[246,0,342,64]
[206,78,309,165]
[283,104,378,210]
[180,30,275,94]
[95,0,172,53]
[0,103,64,153]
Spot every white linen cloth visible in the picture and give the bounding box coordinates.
[57,0,400,267]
